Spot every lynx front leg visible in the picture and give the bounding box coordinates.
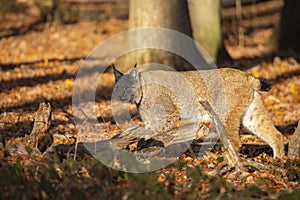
[138,95,181,133]
[242,91,285,158]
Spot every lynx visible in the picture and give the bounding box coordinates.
[112,65,285,158]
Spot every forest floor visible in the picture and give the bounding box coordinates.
[0,14,300,199]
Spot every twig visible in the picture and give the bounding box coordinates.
[242,160,285,173]
[235,0,244,47]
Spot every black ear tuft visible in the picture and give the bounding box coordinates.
[112,64,123,82]
[133,63,137,68]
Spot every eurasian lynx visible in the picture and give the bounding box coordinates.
[112,65,284,158]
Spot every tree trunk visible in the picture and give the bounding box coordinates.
[288,122,300,159]
[117,0,230,72]
[118,0,196,72]
[118,0,192,70]
[278,0,300,52]
[188,0,231,63]
[129,0,192,34]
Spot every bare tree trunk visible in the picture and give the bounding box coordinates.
[117,0,230,72]
[129,0,192,34]
[278,0,300,52]
[288,122,300,159]
[118,0,195,72]
[187,0,231,63]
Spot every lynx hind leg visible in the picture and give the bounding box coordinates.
[223,111,243,153]
[242,91,285,158]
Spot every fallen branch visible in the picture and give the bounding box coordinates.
[243,160,285,173]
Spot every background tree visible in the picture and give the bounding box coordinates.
[118,0,230,72]
[278,0,300,52]
[127,0,192,71]
[188,0,230,63]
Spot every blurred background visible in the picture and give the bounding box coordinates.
[1,1,300,198]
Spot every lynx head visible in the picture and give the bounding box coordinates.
[112,64,142,104]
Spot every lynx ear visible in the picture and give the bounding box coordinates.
[130,64,138,78]
[112,64,123,82]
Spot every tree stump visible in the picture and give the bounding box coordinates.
[288,121,300,159]
[29,102,52,153]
